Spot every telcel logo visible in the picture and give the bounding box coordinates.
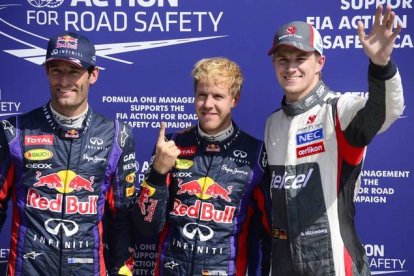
[271,169,314,189]
[24,149,53,160]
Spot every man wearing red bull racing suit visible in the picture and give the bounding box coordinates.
[265,6,404,276]
[0,32,136,275]
[132,57,272,275]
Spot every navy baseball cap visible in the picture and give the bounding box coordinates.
[268,21,323,56]
[44,32,96,68]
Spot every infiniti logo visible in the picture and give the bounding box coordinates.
[90,137,104,145]
[45,218,79,237]
[182,223,214,241]
[233,150,247,158]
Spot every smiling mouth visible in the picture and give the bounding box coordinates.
[284,76,301,81]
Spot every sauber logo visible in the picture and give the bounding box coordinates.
[24,149,53,160]
[24,135,54,146]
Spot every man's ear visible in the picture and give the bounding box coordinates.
[316,55,326,74]
[232,93,241,108]
[89,67,99,85]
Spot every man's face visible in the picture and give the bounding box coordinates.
[47,60,99,117]
[195,79,239,135]
[272,46,325,103]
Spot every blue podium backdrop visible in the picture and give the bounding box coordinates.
[0,0,413,275]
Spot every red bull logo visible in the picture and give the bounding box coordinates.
[27,188,98,215]
[177,177,233,202]
[138,181,155,215]
[171,199,235,224]
[56,35,78,49]
[34,170,94,193]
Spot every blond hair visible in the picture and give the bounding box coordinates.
[192,57,243,98]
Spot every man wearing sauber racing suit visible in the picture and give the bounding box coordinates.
[264,6,404,276]
[132,57,272,275]
[0,32,136,275]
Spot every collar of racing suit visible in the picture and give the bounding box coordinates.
[197,122,234,142]
[43,102,93,139]
[194,121,241,153]
[281,80,330,116]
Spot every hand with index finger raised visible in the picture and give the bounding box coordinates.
[152,122,180,174]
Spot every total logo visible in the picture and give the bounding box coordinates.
[177,177,232,202]
[34,170,94,193]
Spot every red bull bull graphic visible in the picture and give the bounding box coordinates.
[170,199,235,223]
[138,181,158,222]
[28,170,98,215]
[177,177,233,202]
[34,170,94,193]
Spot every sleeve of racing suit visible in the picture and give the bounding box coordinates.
[336,60,404,147]
[0,122,15,233]
[248,147,272,275]
[107,122,136,276]
[130,164,169,237]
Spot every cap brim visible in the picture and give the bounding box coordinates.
[267,42,316,56]
[43,57,90,69]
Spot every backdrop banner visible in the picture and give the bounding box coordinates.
[0,0,412,275]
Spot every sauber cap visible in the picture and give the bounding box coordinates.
[267,21,323,56]
[44,32,96,68]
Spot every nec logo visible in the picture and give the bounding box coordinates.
[296,128,323,145]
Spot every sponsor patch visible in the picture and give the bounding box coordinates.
[296,128,323,145]
[273,228,288,240]
[175,159,194,170]
[296,141,325,158]
[126,186,135,197]
[24,149,53,161]
[178,146,197,157]
[24,135,54,146]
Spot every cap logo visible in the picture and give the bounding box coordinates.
[286,26,297,35]
[56,35,78,50]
